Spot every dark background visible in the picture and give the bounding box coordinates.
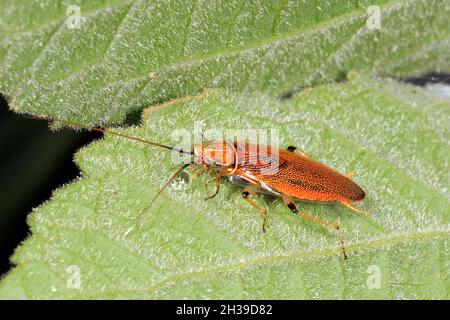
[0,96,101,277]
[0,73,448,277]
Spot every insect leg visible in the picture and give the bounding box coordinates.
[285,200,340,229]
[241,189,269,232]
[286,146,310,158]
[341,201,369,217]
[204,172,221,200]
[191,166,206,180]
[284,198,347,259]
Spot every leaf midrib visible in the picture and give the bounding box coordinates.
[31,167,449,297]
[50,228,447,299]
[4,0,409,88]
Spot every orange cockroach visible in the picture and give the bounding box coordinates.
[43,118,369,259]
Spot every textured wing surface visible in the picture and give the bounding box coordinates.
[234,143,365,202]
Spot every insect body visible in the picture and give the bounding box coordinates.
[43,118,369,259]
[195,141,367,259]
[196,141,365,205]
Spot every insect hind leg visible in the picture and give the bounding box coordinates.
[341,201,369,217]
[283,197,348,259]
[286,146,310,158]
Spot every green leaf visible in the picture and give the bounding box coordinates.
[1,0,450,124]
[0,75,448,299]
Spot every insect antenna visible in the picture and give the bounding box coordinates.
[28,115,197,236]
[28,115,194,156]
[123,162,191,237]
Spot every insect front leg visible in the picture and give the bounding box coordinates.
[190,165,206,180]
[283,197,348,259]
[241,188,269,233]
[204,171,221,200]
